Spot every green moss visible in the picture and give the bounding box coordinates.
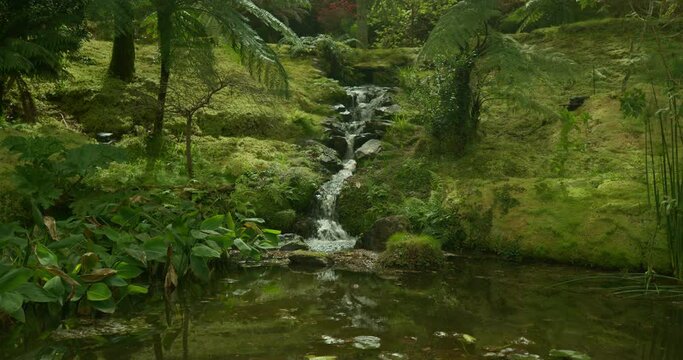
[379,233,445,271]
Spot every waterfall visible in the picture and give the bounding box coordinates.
[306,86,391,252]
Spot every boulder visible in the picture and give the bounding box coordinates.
[354,133,379,149]
[355,139,383,159]
[288,251,334,269]
[292,217,316,238]
[356,216,411,251]
[305,141,342,172]
[278,234,310,251]
[327,136,350,158]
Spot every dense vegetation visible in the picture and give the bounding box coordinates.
[1,1,682,355]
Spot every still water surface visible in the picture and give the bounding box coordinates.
[4,257,682,359]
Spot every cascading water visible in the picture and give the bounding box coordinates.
[306,86,392,252]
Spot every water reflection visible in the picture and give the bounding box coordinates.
[4,259,683,359]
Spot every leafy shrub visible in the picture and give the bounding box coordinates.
[379,233,444,271]
[620,88,647,119]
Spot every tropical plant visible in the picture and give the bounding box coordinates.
[0,0,88,121]
[286,34,355,81]
[419,0,573,154]
[0,187,280,322]
[515,0,601,32]
[369,0,459,47]
[1,135,127,214]
[147,0,300,155]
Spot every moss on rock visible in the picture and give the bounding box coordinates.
[379,233,445,271]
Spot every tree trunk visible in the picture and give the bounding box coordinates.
[0,78,6,117]
[185,115,193,178]
[16,77,37,123]
[357,0,370,48]
[108,0,136,82]
[151,1,174,154]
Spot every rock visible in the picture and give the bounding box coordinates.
[327,136,349,158]
[292,217,316,238]
[306,140,343,172]
[278,234,310,251]
[365,120,394,135]
[567,96,589,111]
[549,350,591,360]
[352,336,381,350]
[288,251,333,269]
[355,139,382,159]
[356,216,411,251]
[355,132,379,149]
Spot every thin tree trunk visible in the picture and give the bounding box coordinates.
[185,115,193,178]
[151,1,174,154]
[108,0,136,82]
[357,0,370,48]
[0,78,6,117]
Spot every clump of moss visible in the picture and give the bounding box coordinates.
[379,233,445,271]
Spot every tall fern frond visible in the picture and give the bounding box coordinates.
[518,0,599,32]
[420,0,500,61]
[197,0,293,94]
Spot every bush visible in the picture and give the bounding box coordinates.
[379,233,445,271]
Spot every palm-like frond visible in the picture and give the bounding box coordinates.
[193,0,295,94]
[518,0,597,32]
[252,0,310,25]
[420,0,500,60]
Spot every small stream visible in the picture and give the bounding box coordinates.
[306,86,392,252]
[5,258,682,359]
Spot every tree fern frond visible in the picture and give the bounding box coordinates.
[231,0,300,44]
[200,1,289,94]
[420,0,500,61]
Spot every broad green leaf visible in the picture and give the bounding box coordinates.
[191,244,221,259]
[16,283,58,303]
[10,307,26,322]
[208,233,235,249]
[201,215,224,231]
[0,268,33,293]
[127,284,149,295]
[0,292,24,314]
[124,246,148,266]
[35,244,59,267]
[144,237,167,262]
[48,234,86,250]
[86,283,112,302]
[106,276,128,288]
[44,276,65,300]
[190,256,210,283]
[226,213,236,231]
[90,298,116,314]
[114,262,143,280]
[234,238,252,254]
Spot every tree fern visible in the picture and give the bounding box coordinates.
[418,0,575,154]
[0,0,87,120]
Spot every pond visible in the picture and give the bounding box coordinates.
[4,257,682,359]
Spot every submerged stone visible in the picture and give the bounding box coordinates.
[549,350,591,360]
[352,335,381,350]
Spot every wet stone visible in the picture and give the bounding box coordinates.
[352,335,381,350]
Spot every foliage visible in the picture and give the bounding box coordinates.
[379,232,444,270]
[0,189,280,322]
[620,88,647,119]
[551,110,590,177]
[516,0,601,32]
[0,0,88,121]
[419,0,574,155]
[148,0,302,152]
[314,0,357,35]
[1,135,127,211]
[368,0,459,48]
[285,34,355,82]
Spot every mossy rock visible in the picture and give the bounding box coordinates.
[379,233,445,271]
